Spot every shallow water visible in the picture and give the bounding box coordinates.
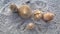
[0,0,60,34]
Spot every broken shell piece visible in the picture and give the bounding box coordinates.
[9,3,18,12]
[18,5,32,19]
[26,23,35,30]
[33,9,43,20]
[43,12,55,22]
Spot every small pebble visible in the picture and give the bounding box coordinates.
[18,5,32,19]
[33,9,43,20]
[26,23,35,30]
[43,12,55,22]
[9,3,18,12]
